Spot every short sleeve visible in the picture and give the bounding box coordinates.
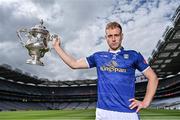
[135,52,149,72]
[86,54,96,68]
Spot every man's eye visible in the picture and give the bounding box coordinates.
[115,34,120,37]
[108,35,112,38]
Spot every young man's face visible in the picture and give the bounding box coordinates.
[105,27,123,51]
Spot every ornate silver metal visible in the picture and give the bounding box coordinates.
[17,19,56,66]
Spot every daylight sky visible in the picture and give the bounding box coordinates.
[0,0,179,81]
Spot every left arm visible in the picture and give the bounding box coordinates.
[129,67,159,112]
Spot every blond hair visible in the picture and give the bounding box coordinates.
[106,22,122,32]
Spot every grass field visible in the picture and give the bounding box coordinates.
[0,109,179,120]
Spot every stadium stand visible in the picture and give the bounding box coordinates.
[148,5,180,78]
[0,62,180,111]
[0,5,180,111]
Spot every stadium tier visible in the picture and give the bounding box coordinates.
[148,5,180,78]
[0,63,180,111]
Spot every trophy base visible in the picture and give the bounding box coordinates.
[26,59,44,66]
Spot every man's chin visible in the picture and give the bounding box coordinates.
[109,48,119,51]
[110,46,120,51]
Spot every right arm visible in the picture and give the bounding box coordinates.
[53,37,88,69]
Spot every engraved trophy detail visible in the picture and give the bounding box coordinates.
[17,19,57,66]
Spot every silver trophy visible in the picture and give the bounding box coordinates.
[17,19,57,66]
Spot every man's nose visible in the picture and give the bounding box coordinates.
[112,36,116,41]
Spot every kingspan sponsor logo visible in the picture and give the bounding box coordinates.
[100,60,127,72]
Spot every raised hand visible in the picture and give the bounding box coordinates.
[52,35,61,49]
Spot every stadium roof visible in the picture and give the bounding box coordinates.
[0,63,97,86]
[0,64,45,84]
[148,5,180,78]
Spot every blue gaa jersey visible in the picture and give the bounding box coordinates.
[86,47,149,113]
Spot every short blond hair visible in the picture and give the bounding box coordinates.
[106,22,122,32]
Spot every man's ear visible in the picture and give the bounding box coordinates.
[105,35,107,39]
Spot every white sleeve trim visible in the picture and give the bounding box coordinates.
[142,66,150,73]
[84,58,90,68]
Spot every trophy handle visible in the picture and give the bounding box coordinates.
[47,34,58,51]
[16,28,29,46]
[50,34,58,41]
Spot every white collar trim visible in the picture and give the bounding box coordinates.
[109,49,121,53]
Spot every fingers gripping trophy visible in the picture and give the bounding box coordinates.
[17,19,58,66]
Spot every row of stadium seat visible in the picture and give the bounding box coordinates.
[0,101,96,111]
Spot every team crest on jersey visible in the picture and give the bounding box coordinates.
[123,54,129,59]
[110,60,118,67]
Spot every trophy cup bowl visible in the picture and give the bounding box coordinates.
[17,19,53,66]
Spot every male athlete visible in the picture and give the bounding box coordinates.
[53,22,159,120]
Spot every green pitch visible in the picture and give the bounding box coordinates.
[0,109,179,120]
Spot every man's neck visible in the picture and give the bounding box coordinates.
[109,49,120,53]
[109,47,122,53]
